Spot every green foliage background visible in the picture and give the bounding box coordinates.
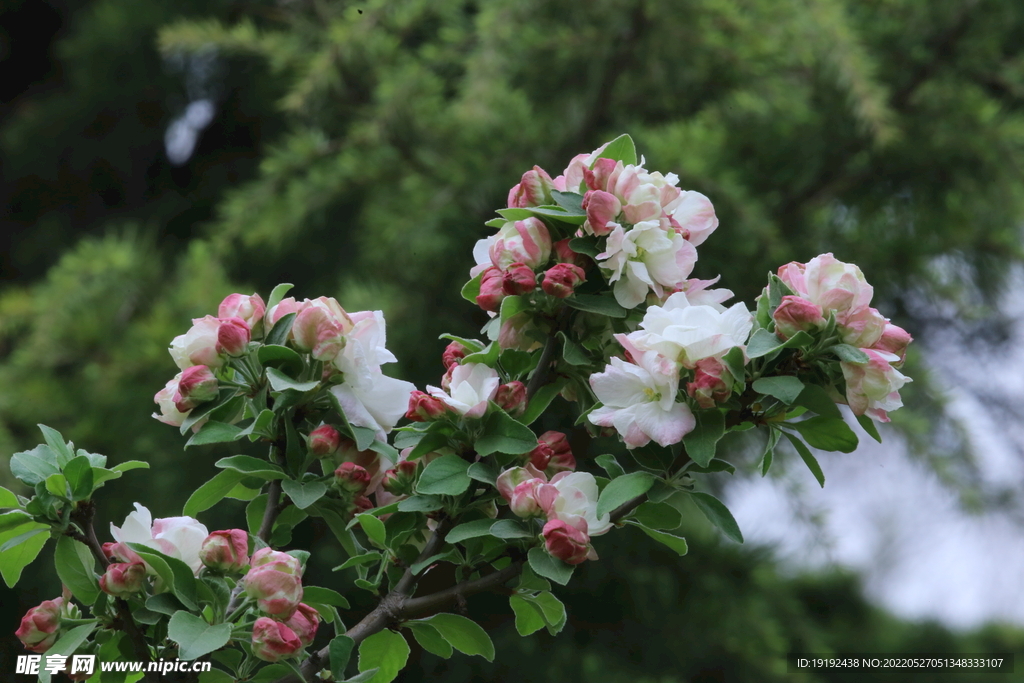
[3,0,1024,678]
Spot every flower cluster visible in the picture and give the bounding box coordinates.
[589,290,753,448]
[772,254,912,421]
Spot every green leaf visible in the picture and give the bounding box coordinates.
[264,311,297,347]
[689,492,744,543]
[752,376,806,405]
[784,433,826,487]
[413,613,495,661]
[745,328,784,358]
[490,519,533,539]
[519,378,565,425]
[791,416,858,453]
[636,525,689,556]
[683,409,726,467]
[460,272,484,305]
[280,479,327,510]
[0,487,18,509]
[38,424,74,467]
[595,133,637,166]
[45,473,68,499]
[446,519,497,544]
[266,366,319,393]
[199,671,235,683]
[303,585,351,609]
[215,455,287,480]
[167,610,232,660]
[685,458,737,474]
[257,344,304,372]
[634,501,683,530]
[521,591,566,634]
[10,444,60,485]
[38,623,97,683]
[567,236,601,258]
[509,595,546,636]
[358,629,410,683]
[595,454,626,478]
[61,455,94,501]
[179,388,237,434]
[462,341,501,367]
[830,344,870,364]
[557,331,589,366]
[146,592,185,616]
[439,334,485,353]
[397,495,443,513]
[596,471,656,518]
[183,470,246,517]
[527,547,574,585]
[0,510,33,534]
[551,190,584,213]
[186,421,244,447]
[856,413,882,442]
[357,513,387,548]
[476,409,537,457]
[54,536,99,605]
[111,460,150,474]
[416,455,471,496]
[496,208,535,221]
[526,206,587,224]
[410,549,462,576]
[266,282,294,312]
[330,636,356,680]
[0,518,48,586]
[760,428,781,477]
[406,622,453,658]
[0,526,48,553]
[721,347,747,384]
[127,544,198,610]
[565,294,627,318]
[794,384,842,419]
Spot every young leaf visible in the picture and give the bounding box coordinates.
[633,501,683,530]
[461,272,484,304]
[467,461,498,486]
[751,376,805,405]
[280,479,328,510]
[167,610,232,660]
[215,455,287,480]
[446,519,497,544]
[62,455,95,501]
[682,409,726,467]
[784,433,826,487]
[518,379,565,425]
[721,346,747,384]
[635,525,689,556]
[509,595,546,636]
[791,416,858,453]
[416,455,471,496]
[856,413,882,443]
[830,344,870,364]
[595,133,637,166]
[397,495,443,513]
[565,294,627,318]
[264,312,297,347]
[9,444,60,486]
[266,367,319,393]
[406,622,453,658]
[36,623,97,683]
[54,536,99,605]
[595,454,626,478]
[794,384,842,419]
[330,635,356,680]
[689,491,744,543]
[183,470,246,517]
[127,544,198,610]
[38,424,74,467]
[186,421,244,448]
[490,519,533,539]
[0,518,49,587]
[557,332,589,366]
[265,282,294,311]
[521,591,566,634]
[358,629,411,683]
[356,514,388,548]
[0,487,18,509]
[596,471,656,518]
[413,613,495,662]
[476,410,537,457]
[527,547,574,585]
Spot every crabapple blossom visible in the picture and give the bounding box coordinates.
[15,597,64,653]
[334,462,371,494]
[244,549,304,618]
[773,295,824,340]
[152,373,189,427]
[507,166,555,208]
[529,431,575,473]
[109,503,209,575]
[169,315,223,370]
[494,381,527,417]
[873,323,912,365]
[686,357,734,409]
[427,363,500,419]
[589,352,694,449]
[543,518,591,565]
[542,263,586,298]
[597,220,697,309]
[670,190,719,246]
[283,603,320,647]
[582,189,622,235]
[99,562,147,596]
[476,267,506,312]
[218,292,266,328]
[199,529,249,573]
[251,618,303,662]
[537,471,612,536]
[172,364,218,412]
[308,425,341,457]
[502,262,537,295]
[489,218,552,271]
[841,349,912,423]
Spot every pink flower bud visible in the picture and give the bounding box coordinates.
[553,238,589,269]
[173,365,219,412]
[244,549,304,618]
[216,317,251,357]
[283,603,320,648]
[292,306,346,361]
[498,312,542,352]
[509,480,545,518]
[495,381,527,417]
[334,462,371,494]
[266,297,307,327]
[442,341,472,369]
[542,518,591,565]
[352,495,374,515]
[542,263,586,298]
[382,460,418,496]
[439,366,456,393]
[219,293,266,329]
[476,267,506,312]
[15,597,64,653]
[251,617,304,662]
[153,374,190,427]
[199,529,250,573]
[496,465,545,501]
[489,217,552,270]
[872,323,912,366]
[773,295,824,340]
[686,358,733,409]
[99,562,147,597]
[529,431,575,473]
[838,305,887,349]
[507,166,555,208]
[584,157,618,192]
[101,542,118,561]
[582,190,622,236]
[502,263,537,296]
[308,425,341,457]
[405,390,449,422]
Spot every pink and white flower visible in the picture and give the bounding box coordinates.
[251,618,303,662]
[153,373,190,427]
[218,292,266,329]
[169,315,223,369]
[589,352,694,449]
[841,349,912,423]
[15,597,65,653]
[537,471,612,536]
[109,503,209,575]
[597,221,697,309]
[489,218,552,271]
[427,363,500,419]
[543,518,591,565]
